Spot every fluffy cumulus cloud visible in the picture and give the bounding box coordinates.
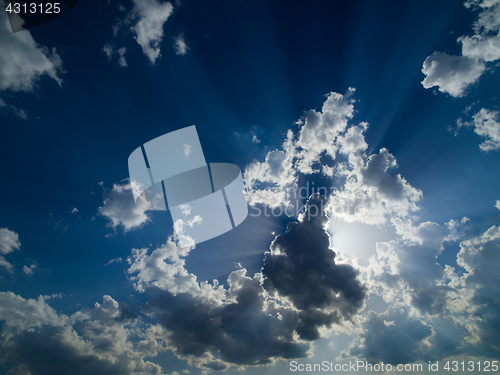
[244,89,356,209]
[0,228,21,255]
[421,0,500,97]
[0,293,165,374]
[98,179,151,233]
[90,90,499,370]
[345,217,500,365]
[129,0,174,64]
[244,89,422,225]
[0,10,62,92]
[126,196,367,370]
[421,52,485,97]
[458,108,500,151]
[454,225,500,353]
[328,147,422,225]
[368,219,458,314]
[0,228,21,273]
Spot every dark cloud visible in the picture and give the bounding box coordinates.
[457,225,500,355]
[145,269,309,369]
[1,325,129,375]
[262,194,367,340]
[360,149,405,200]
[348,307,433,365]
[0,293,163,375]
[379,241,450,315]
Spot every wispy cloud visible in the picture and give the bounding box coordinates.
[173,33,189,55]
[130,0,174,64]
[458,108,500,151]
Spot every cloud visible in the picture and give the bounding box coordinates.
[460,34,500,62]
[496,200,500,209]
[262,195,367,340]
[459,108,500,151]
[0,98,28,119]
[421,52,485,97]
[102,44,128,67]
[128,239,309,369]
[129,0,174,64]
[0,10,62,92]
[125,195,369,369]
[0,228,21,274]
[98,179,151,233]
[243,90,421,225]
[244,89,356,209]
[421,0,500,97]
[347,306,433,365]
[22,263,37,275]
[145,273,309,369]
[328,147,422,225]
[173,33,189,55]
[368,222,455,315]
[0,292,165,374]
[449,225,500,356]
[354,217,500,363]
[0,228,21,255]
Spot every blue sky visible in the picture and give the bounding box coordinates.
[1,0,500,374]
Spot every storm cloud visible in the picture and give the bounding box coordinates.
[263,194,367,340]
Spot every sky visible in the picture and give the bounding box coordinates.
[0,0,500,374]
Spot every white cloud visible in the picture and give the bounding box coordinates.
[102,45,128,67]
[460,34,500,61]
[460,108,500,151]
[244,89,356,209]
[22,263,37,275]
[421,0,500,97]
[328,148,422,225]
[130,0,174,64]
[421,52,485,97]
[173,33,189,55]
[496,200,500,209]
[0,11,62,92]
[98,180,151,232]
[127,236,223,301]
[0,228,21,255]
[244,90,422,225]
